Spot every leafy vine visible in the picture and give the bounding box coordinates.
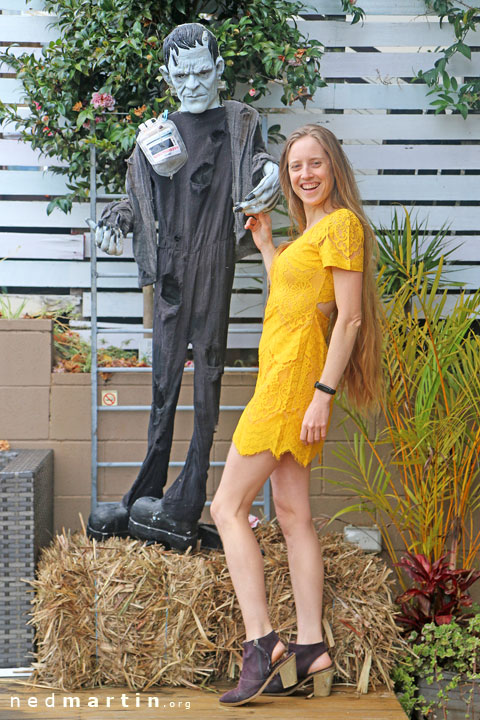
[417,1,480,117]
[333,0,479,117]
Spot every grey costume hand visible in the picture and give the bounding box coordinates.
[86,218,124,256]
[234,161,280,214]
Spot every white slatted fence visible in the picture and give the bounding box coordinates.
[1,0,479,348]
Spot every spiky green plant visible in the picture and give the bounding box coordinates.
[325,260,480,583]
[374,206,463,297]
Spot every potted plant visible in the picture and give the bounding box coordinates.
[393,616,480,719]
[392,553,480,719]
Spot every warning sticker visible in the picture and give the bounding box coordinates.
[102,390,118,406]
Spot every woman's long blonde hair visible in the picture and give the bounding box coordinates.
[279,124,382,410]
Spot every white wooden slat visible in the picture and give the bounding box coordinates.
[0,46,43,73]
[0,169,72,194]
[304,0,433,14]
[0,233,83,259]
[270,112,480,141]
[83,292,264,319]
[365,205,480,232]
[0,293,81,316]
[0,201,107,228]
[0,106,30,134]
[345,145,480,170]
[412,292,480,319]
[0,259,138,288]
[83,281,478,321]
[3,168,478,201]
[400,236,480,263]
[2,201,478,232]
[71,322,263,351]
[447,238,480,263]
[1,77,445,111]
[0,14,59,43]
[4,111,479,144]
[297,19,477,48]
[356,175,478,202]
[9,49,477,80]
[378,235,480,262]
[0,77,28,103]
[2,230,475,263]
[248,83,446,111]
[0,258,263,290]
[440,265,479,289]
[0,139,67,167]
[0,0,46,9]
[320,51,480,79]
[0,0,429,15]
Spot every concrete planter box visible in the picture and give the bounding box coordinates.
[416,672,480,720]
[0,448,53,667]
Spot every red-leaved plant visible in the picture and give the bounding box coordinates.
[395,553,480,634]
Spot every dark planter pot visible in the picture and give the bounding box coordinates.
[415,671,480,720]
[0,449,53,667]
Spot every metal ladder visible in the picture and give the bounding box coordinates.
[88,143,271,524]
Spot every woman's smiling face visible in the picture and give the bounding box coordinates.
[287,135,334,210]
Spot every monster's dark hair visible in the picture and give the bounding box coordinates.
[163,23,219,66]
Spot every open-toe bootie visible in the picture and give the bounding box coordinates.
[219,630,297,706]
[263,640,334,697]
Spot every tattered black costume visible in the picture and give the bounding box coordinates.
[92,101,274,543]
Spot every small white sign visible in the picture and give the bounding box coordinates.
[101,390,118,407]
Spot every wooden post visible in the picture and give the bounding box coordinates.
[143,285,154,337]
[143,285,153,338]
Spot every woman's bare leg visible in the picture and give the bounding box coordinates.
[210,445,284,660]
[271,453,332,673]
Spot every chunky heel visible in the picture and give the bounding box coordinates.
[278,653,297,688]
[263,640,334,696]
[313,667,334,697]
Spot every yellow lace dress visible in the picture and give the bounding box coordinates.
[232,208,364,466]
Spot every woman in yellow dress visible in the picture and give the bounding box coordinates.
[211,125,382,706]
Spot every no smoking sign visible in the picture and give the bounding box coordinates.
[101,390,118,406]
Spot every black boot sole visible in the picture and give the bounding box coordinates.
[128,517,197,551]
[86,523,131,541]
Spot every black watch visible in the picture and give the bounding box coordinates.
[314,382,336,396]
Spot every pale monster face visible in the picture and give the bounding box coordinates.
[162,41,224,114]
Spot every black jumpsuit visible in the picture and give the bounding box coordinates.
[122,107,235,523]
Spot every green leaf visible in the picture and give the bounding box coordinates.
[457,42,471,59]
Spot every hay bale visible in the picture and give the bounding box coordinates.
[28,522,404,691]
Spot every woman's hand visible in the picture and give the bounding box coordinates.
[300,390,333,445]
[245,212,273,254]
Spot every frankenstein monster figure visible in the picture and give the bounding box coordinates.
[87,23,279,550]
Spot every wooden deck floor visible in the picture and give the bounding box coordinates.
[1,680,407,720]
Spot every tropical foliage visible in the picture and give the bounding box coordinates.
[395,553,480,633]
[374,207,462,297]
[327,251,480,582]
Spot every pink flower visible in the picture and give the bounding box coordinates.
[94,116,102,124]
[90,92,116,111]
[248,514,260,529]
[248,88,256,97]
[33,101,42,111]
